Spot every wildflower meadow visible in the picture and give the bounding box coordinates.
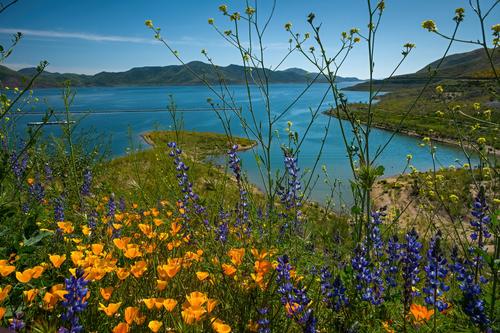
[0,0,498,332]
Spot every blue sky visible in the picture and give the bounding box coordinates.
[0,0,497,79]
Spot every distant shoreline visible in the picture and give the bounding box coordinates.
[24,81,363,90]
[323,110,500,156]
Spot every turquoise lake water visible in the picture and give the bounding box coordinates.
[19,82,471,204]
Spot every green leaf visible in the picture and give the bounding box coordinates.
[23,230,52,247]
[351,205,362,215]
[375,165,385,177]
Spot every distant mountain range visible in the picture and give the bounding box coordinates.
[349,48,499,90]
[0,61,359,88]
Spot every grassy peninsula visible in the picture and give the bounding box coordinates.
[100,131,258,207]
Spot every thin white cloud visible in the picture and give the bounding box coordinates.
[0,28,158,44]
[0,28,291,50]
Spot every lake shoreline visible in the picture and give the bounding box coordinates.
[323,110,500,156]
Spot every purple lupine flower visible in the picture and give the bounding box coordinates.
[369,209,385,258]
[401,229,422,312]
[275,255,317,332]
[449,193,492,329]
[384,235,400,288]
[167,142,206,225]
[10,149,28,180]
[60,268,89,333]
[9,312,25,332]
[320,267,349,311]
[277,150,303,234]
[452,249,490,328]
[279,151,302,210]
[28,176,45,203]
[351,243,384,305]
[80,169,92,196]
[107,194,116,217]
[469,191,491,279]
[257,308,270,333]
[54,197,65,222]
[21,203,29,214]
[215,210,230,243]
[228,145,250,235]
[423,230,449,312]
[87,210,98,230]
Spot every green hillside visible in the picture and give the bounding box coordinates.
[0,61,359,88]
[349,48,499,91]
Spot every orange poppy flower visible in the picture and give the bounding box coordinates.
[153,218,163,226]
[116,268,130,280]
[170,221,182,236]
[181,305,206,324]
[0,307,5,320]
[113,237,131,250]
[228,248,245,266]
[16,269,34,283]
[212,318,232,333]
[124,244,142,259]
[154,298,166,310]
[23,288,38,303]
[99,302,122,316]
[71,251,84,266]
[139,224,155,238]
[43,292,59,309]
[160,258,182,279]
[57,222,74,234]
[0,285,12,302]
[251,248,269,260]
[156,279,168,291]
[167,240,182,251]
[130,260,147,278]
[163,298,177,312]
[49,254,66,268]
[254,260,272,275]
[124,306,139,324]
[186,291,207,308]
[91,243,104,256]
[100,287,114,301]
[0,264,15,277]
[31,265,44,278]
[112,322,129,333]
[82,225,91,236]
[207,299,218,313]
[142,298,156,310]
[148,320,162,332]
[196,271,210,281]
[410,303,434,322]
[222,264,237,276]
[251,273,267,290]
[151,208,160,217]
